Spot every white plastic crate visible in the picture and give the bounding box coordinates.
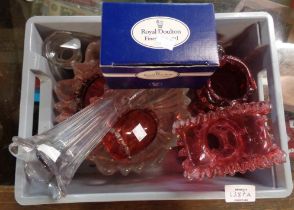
[15,13,292,205]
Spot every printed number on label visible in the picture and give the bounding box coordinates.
[225,185,256,202]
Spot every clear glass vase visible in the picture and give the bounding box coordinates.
[9,89,143,199]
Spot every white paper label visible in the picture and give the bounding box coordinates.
[131,16,190,50]
[225,185,256,202]
[22,146,33,153]
[37,144,61,162]
[290,120,294,128]
[136,70,178,80]
[132,123,147,142]
[156,35,176,50]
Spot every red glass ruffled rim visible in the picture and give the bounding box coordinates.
[182,146,285,180]
[87,89,190,175]
[188,55,257,116]
[54,41,105,123]
[173,101,286,180]
[207,55,257,104]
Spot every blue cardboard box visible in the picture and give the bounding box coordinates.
[100,2,219,88]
